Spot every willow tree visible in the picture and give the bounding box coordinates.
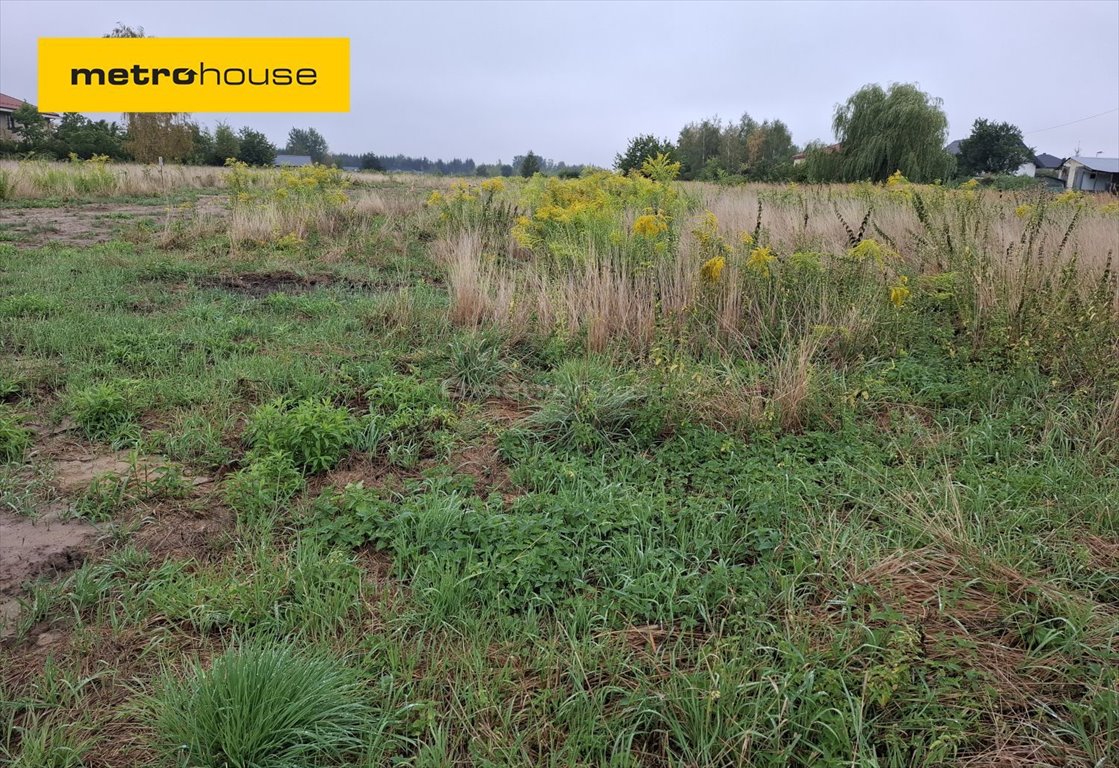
[832,83,954,183]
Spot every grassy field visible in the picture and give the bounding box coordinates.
[0,159,1117,767]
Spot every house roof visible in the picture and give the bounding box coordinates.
[1066,156,1119,174]
[945,139,963,156]
[0,92,58,118]
[1033,152,1063,170]
[274,154,313,167]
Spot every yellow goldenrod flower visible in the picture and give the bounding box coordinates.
[480,177,505,193]
[746,246,775,276]
[633,213,668,238]
[739,231,755,248]
[847,238,895,264]
[886,170,909,187]
[1015,203,1035,219]
[700,256,726,284]
[889,275,911,308]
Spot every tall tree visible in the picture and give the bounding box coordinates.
[833,83,954,182]
[285,127,330,163]
[359,152,384,171]
[237,128,277,166]
[520,151,542,177]
[676,117,723,179]
[211,122,240,165]
[10,104,50,151]
[743,119,796,179]
[106,24,195,163]
[956,119,1033,176]
[615,134,675,175]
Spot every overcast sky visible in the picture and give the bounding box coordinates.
[1,0,1117,165]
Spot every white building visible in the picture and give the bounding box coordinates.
[1059,156,1119,192]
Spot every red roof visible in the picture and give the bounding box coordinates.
[0,92,58,118]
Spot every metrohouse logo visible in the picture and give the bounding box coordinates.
[38,38,349,112]
[69,64,320,87]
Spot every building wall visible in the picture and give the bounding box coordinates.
[0,111,16,142]
[1014,162,1036,177]
[1077,171,1115,192]
[1063,160,1083,189]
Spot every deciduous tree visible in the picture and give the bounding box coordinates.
[286,127,330,164]
[615,134,674,175]
[237,128,277,166]
[956,119,1033,176]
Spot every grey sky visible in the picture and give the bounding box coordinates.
[1,0,1117,165]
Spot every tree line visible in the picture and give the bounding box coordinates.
[618,82,1038,184]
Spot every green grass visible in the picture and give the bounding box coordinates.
[0,179,1116,767]
[144,640,375,767]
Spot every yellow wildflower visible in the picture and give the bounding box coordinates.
[886,170,909,187]
[633,213,669,238]
[746,246,775,276]
[426,190,444,206]
[889,275,911,308]
[847,238,895,264]
[960,178,979,191]
[739,231,755,248]
[480,177,505,193]
[700,256,726,284]
[1015,203,1035,219]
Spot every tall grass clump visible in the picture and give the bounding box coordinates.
[226,161,355,249]
[0,158,230,199]
[145,641,373,768]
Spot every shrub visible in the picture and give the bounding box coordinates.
[145,640,372,768]
[245,398,356,474]
[0,407,31,464]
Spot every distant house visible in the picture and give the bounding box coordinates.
[1059,156,1119,192]
[0,92,58,142]
[342,166,359,172]
[1033,153,1064,172]
[792,142,842,167]
[274,154,313,167]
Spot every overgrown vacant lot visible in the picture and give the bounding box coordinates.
[1,160,1117,767]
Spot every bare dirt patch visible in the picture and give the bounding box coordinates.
[0,202,204,248]
[0,508,98,594]
[0,508,99,636]
[195,270,341,297]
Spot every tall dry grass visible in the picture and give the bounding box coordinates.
[693,183,1119,312]
[0,159,231,199]
[0,160,402,201]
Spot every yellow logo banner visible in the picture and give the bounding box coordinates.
[38,37,350,112]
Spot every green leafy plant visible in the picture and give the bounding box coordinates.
[359,374,455,467]
[245,398,356,474]
[224,450,306,517]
